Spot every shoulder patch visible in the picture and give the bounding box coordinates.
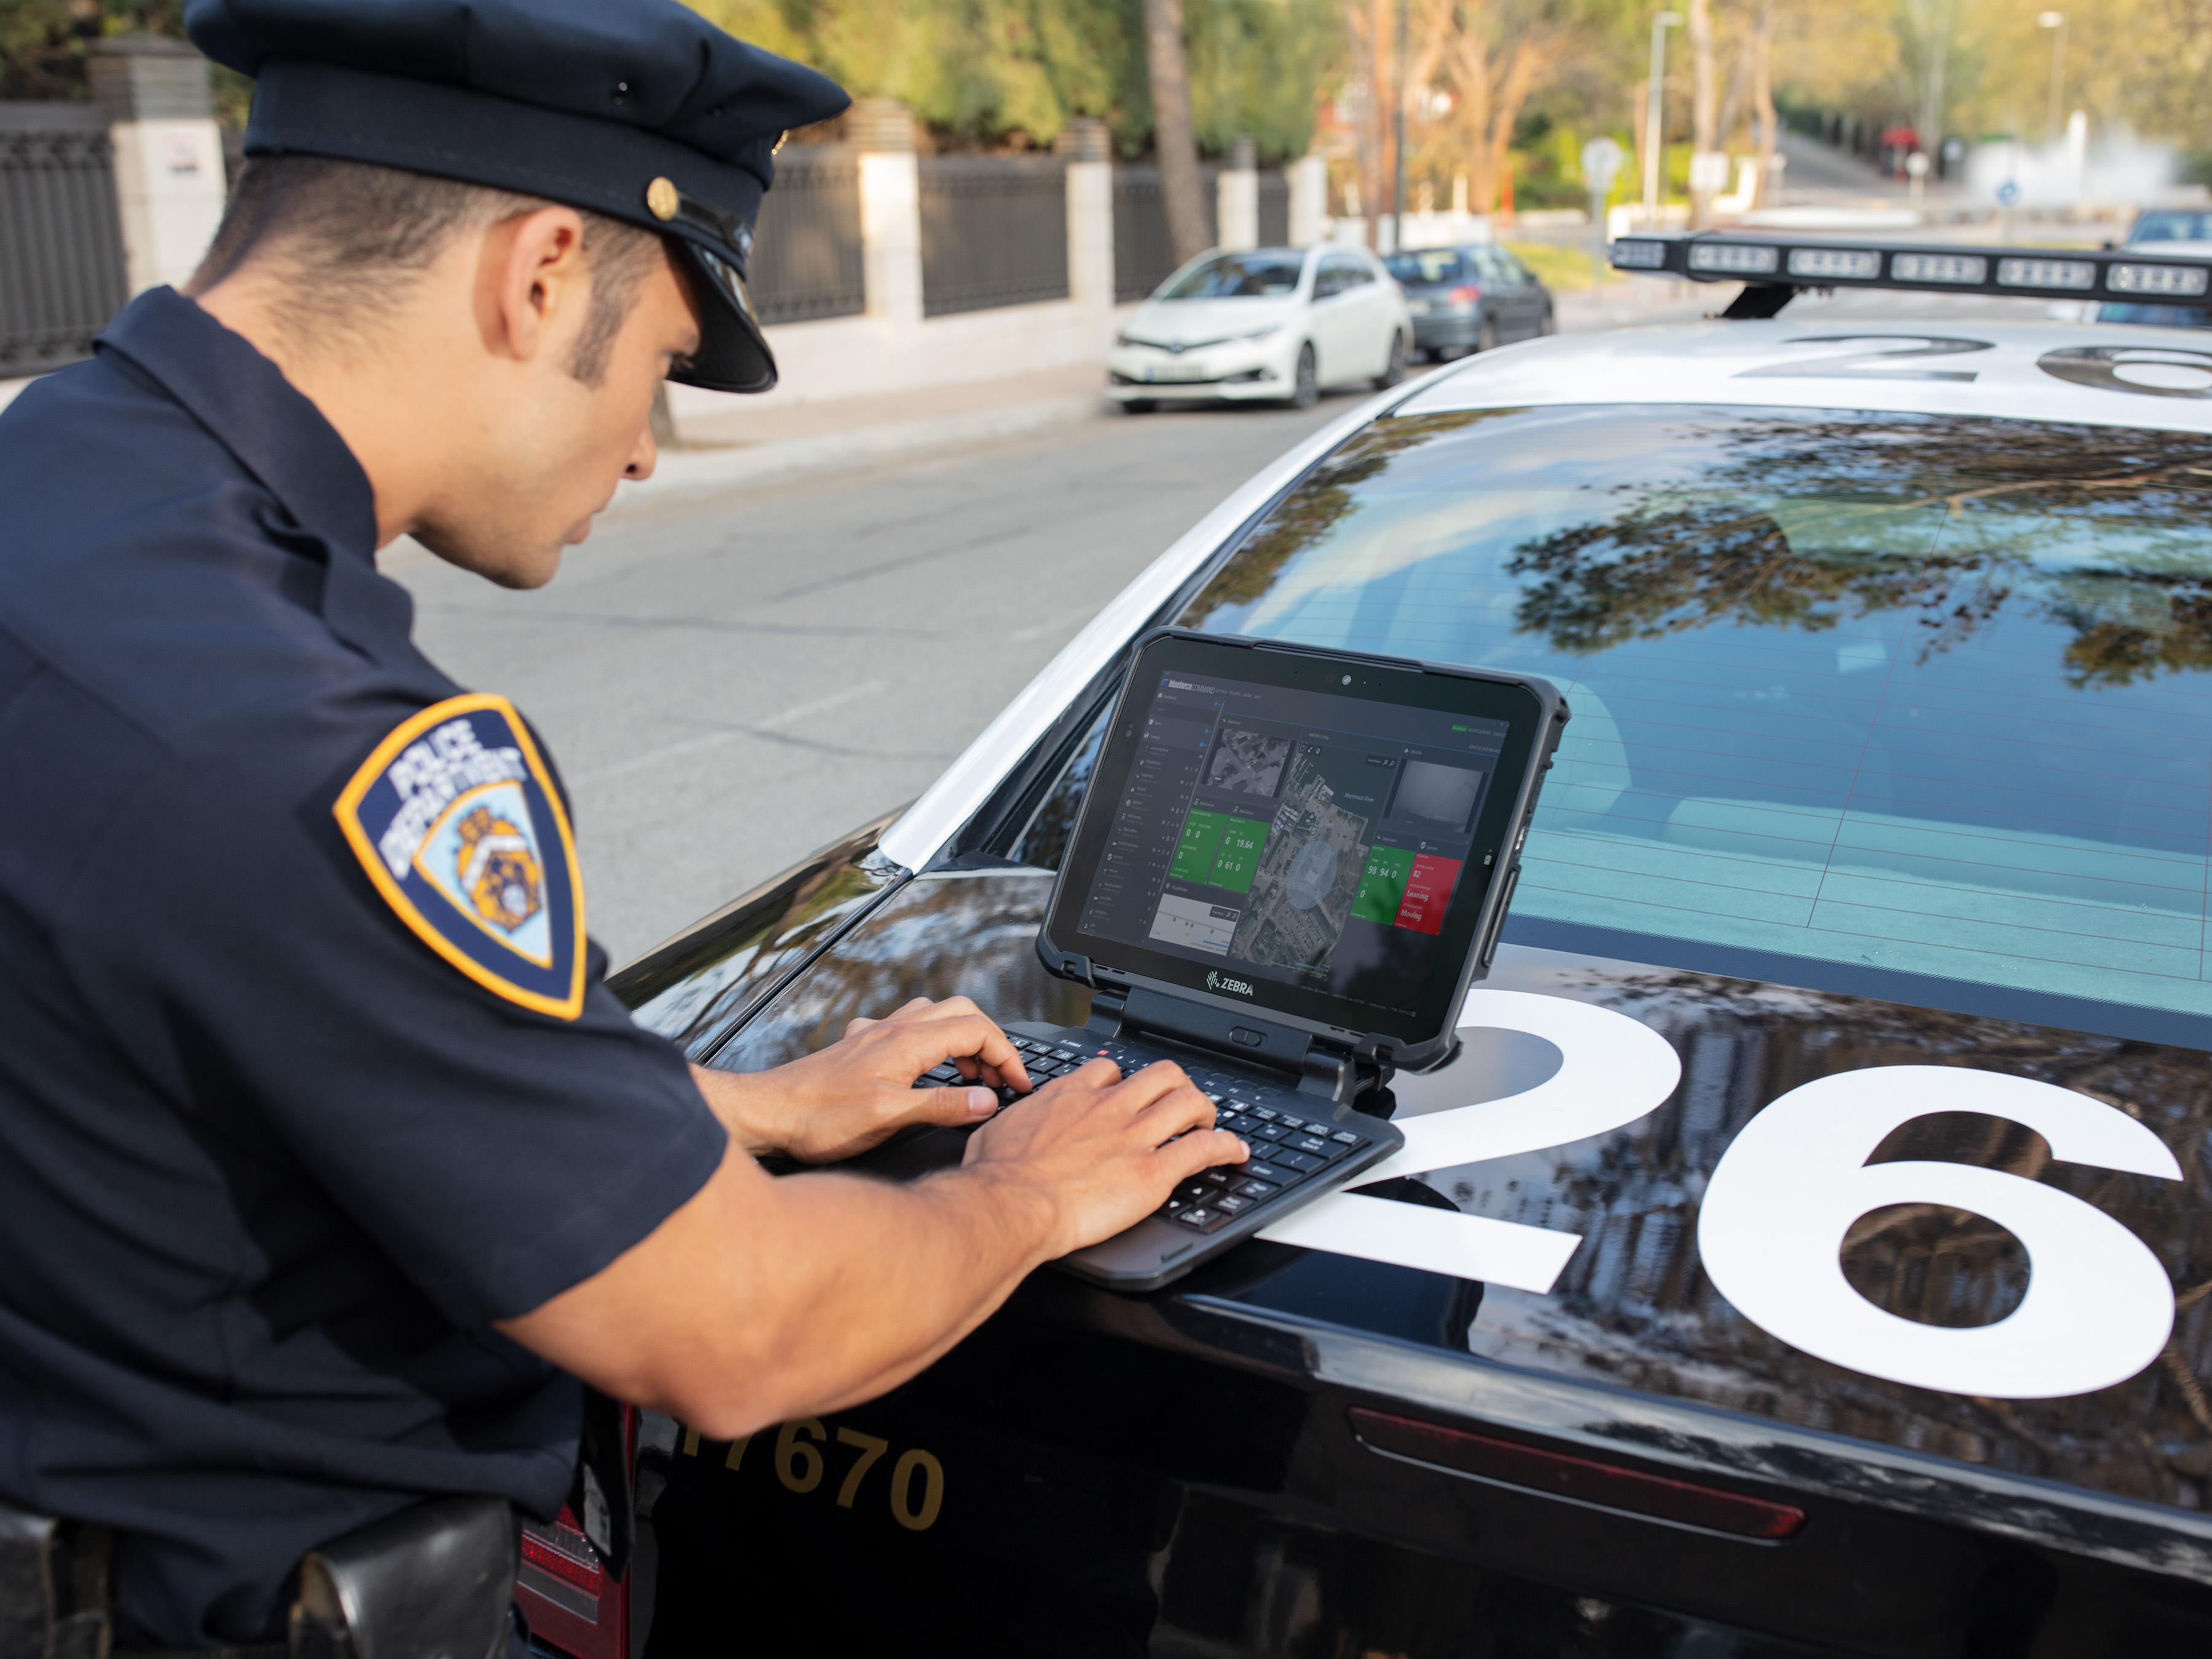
[334,694,587,1020]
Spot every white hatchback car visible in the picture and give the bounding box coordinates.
[1106,245,1414,412]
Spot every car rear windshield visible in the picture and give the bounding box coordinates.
[2130,211,2212,243]
[1177,404,2212,1041]
[1385,249,1468,284]
[1159,252,1306,299]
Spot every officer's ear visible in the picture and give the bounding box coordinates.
[480,206,590,369]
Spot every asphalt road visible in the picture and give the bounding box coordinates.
[382,394,1352,966]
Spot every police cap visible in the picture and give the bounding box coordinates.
[183,0,851,394]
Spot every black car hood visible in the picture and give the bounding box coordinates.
[667,865,2212,1564]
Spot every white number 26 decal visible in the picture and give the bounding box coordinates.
[1700,1067,2182,1399]
[1261,990,1679,1293]
[1263,998,2184,1400]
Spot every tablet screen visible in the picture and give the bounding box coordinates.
[1045,633,1551,1051]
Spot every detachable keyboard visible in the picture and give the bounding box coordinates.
[912,1023,1403,1288]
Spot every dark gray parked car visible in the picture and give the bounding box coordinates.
[1384,243,1553,359]
[2098,208,2212,329]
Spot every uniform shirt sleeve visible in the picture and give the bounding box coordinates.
[52,700,730,1330]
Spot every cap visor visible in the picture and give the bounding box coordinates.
[669,240,778,394]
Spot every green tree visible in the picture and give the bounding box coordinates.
[1,0,181,100]
[688,0,1338,157]
[1,0,1342,160]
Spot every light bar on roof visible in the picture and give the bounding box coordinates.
[1892,252,1985,284]
[1608,233,2212,310]
[1787,248,1881,280]
[1997,256,2096,289]
[1688,242,1780,275]
[2110,262,2211,297]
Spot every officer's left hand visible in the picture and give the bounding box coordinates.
[689,996,1033,1163]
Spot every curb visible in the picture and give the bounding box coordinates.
[610,390,1111,514]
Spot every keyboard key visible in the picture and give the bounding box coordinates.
[1333,1130,1361,1145]
[1178,1206,1218,1228]
[1216,1193,1252,1214]
[1271,1149,1323,1174]
[924,1064,959,1082]
[1290,1134,1333,1156]
[1159,1197,1187,1215]
[1276,1116,1306,1132]
[1243,1159,1298,1186]
[1252,1108,1278,1122]
[1234,1179,1278,1199]
[1252,1123,1288,1142]
[1201,1169,1231,1187]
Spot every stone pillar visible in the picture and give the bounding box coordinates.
[850,98,922,327]
[1287,153,1328,247]
[90,37,225,296]
[1057,119,1115,347]
[1217,135,1258,252]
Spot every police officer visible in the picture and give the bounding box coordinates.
[0,0,1247,1650]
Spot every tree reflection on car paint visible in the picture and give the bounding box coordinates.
[691,863,2212,1514]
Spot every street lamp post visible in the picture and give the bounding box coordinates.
[1582,135,1625,289]
[2038,10,2066,146]
[1642,10,1683,228]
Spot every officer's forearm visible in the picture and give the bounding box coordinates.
[496,1136,1058,1438]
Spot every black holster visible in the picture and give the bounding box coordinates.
[0,1496,516,1659]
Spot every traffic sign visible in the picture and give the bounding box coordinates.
[1580,136,1624,190]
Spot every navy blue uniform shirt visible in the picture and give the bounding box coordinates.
[0,288,726,1646]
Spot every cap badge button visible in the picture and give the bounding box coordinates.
[645,177,680,222]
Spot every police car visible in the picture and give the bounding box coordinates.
[546,237,2212,1657]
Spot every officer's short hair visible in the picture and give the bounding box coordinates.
[189,157,670,387]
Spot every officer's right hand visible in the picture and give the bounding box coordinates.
[958,1058,1247,1260]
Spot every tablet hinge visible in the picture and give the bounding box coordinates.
[1083,988,1128,1035]
[1112,986,1309,1074]
[1089,988,1379,1107]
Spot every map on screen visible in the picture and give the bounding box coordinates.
[1226,751,1373,973]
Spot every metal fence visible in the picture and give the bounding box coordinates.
[1,103,128,378]
[1112,163,1319,300]
[919,155,1069,317]
[749,145,865,326]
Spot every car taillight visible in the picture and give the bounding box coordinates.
[515,1408,635,1659]
[1449,284,1482,304]
[1350,1408,1806,1539]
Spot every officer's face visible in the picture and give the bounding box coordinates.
[415,223,701,589]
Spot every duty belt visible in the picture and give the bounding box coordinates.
[0,1495,517,1659]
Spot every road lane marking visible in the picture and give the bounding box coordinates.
[573,680,887,786]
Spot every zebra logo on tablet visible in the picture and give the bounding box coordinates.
[335,693,587,1019]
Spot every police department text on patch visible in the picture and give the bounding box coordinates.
[377,720,530,879]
